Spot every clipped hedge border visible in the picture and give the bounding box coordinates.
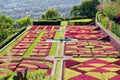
[33,21,61,25]
[0,27,26,49]
[69,19,94,25]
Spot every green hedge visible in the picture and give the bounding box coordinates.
[69,19,94,25]
[0,27,26,49]
[111,21,120,37]
[100,17,108,28]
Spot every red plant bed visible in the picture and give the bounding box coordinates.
[65,60,80,68]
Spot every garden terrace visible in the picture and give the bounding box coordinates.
[65,26,105,40]
[65,40,119,57]
[0,24,120,80]
[64,58,120,80]
[30,42,52,57]
[64,26,120,57]
[0,57,54,76]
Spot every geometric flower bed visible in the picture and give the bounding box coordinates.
[0,24,120,80]
[64,25,119,57]
[0,25,60,79]
[4,25,60,56]
[30,42,52,57]
[65,26,105,40]
[5,30,40,56]
[64,58,120,80]
[0,57,54,76]
[65,40,119,57]
[40,26,59,41]
[40,31,56,41]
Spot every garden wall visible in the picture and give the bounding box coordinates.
[96,22,120,52]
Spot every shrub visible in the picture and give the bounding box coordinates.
[111,21,120,37]
[101,17,108,28]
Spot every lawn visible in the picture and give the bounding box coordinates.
[54,31,60,39]
[69,19,93,23]
[54,60,60,80]
[49,42,58,56]
[61,21,68,26]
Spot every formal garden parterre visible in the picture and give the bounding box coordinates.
[0,24,120,80]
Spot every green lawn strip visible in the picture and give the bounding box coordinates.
[61,26,66,39]
[58,42,63,56]
[61,21,68,26]
[27,69,49,79]
[69,19,93,23]
[49,42,58,56]
[54,31,60,39]
[0,31,28,56]
[54,60,60,80]
[23,31,44,57]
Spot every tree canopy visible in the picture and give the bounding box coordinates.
[41,8,60,19]
[71,0,100,18]
[16,16,31,27]
[102,0,120,19]
[0,14,14,41]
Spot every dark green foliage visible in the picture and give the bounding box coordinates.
[71,0,100,18]
[103,0,120,19]
[111,21,120,37]
[0,27,26,49]
[33,21,61,25]
[0,14,14,42]
[41,8,60,20]
[16,16,31,28]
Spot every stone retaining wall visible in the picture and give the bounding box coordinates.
[96,22,120,52]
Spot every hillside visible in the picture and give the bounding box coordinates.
[0,0,82,19]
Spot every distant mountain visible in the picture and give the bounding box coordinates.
[0,0,82,20]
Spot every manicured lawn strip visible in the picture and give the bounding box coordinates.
[69,19,93,23]
[61,21,68,26]
[49,42,58,56]
[54,31,60,39]
[27,69,48,79]
[54,60,60,80]
[58,42,63,56]
[60,26,65,39]
[23,31,44,57]
[0,31,28,56]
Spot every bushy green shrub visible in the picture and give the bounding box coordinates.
[111,21,120,37]
[115,25,120,37]
[111,21,117,33]
[101,17,108,28]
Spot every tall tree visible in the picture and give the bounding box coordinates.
[71,0,100,18]
[0,14,14,41]
[41,8,60,19]
[102,0,120,19]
